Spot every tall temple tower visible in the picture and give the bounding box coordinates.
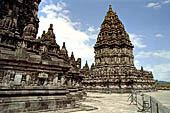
[82,5,156,92]
[94,5,134,67]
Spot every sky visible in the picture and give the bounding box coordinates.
[37,0,170,81]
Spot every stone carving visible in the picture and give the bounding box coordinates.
[26,74,31,85]
[33,0,39,22]
[67,78,72,87]
[53,76,58,86]
[14,72,22,85]
[0,1,85,111]
[0,10,17,37]
[61,76,65,86]
[23,17,37,40]
[2,71,10,86]
[82,5,156,92]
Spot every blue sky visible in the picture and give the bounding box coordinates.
[38,0,170,81]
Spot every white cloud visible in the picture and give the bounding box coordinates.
[135,50,170,81]
[136,50,170,60]
[134,60,140,69]
[155,33,164,38]
[38,1,96,67]
[144,64,170,81]
[88,34,98,40]
[154,63,170,73]
[163,0,170,4]
[129,33,147,48]
[146,0,170,8]
[41,4,63,13]
[144,65,153,72]
[88,26,95,32]
[146,2,161,8]
[86,26,99,39]
[135,62,170,81]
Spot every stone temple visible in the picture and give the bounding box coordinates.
[82,5,156,93]
[0,0,85,112]
[0,0,156,112]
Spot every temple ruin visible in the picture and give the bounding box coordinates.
[0,0,157,112]
[82,5,156,93]
[0,0,84,112]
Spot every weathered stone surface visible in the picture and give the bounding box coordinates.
[82,5,156,92]
[0,0,85,112]
[0,0,83,89]
[0,95,75,113]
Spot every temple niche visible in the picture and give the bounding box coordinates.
[0,0,84,112]
[82,5,156,93]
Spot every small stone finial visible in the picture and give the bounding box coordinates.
[141,66,143,71]
[70,52,75,62]
[71,52,74,55]
[49,24,53,30]
[60,42,68,58]
[83,60,89,70]
[43,30,46,34]
[85,60,88,67]
[42,24,56,41]
[91,63,94,68]
[77,58,81,62]
[109,5,112,11]
[71,52,75,58]
[41,30,46,39]
[63,42,65,48]
[76,58,81,69]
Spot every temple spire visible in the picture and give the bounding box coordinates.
[63,42,66,48]
[60,42,67,53]
[83,60,89,71]
[85,60,88,67]
[109,5,112,12]
[70,52,75,61]
[59,42,68,60]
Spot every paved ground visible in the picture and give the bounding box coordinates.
[73,91,170,113]
[144,90,170,109]
[72,93,138,113]
[42,90,170,113]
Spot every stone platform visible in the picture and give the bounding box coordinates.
[0,87,76,113]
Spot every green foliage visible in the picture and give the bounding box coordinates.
[156,82,170,88]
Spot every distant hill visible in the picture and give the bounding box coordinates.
[156,81,170,89]
[158,81,167,84]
